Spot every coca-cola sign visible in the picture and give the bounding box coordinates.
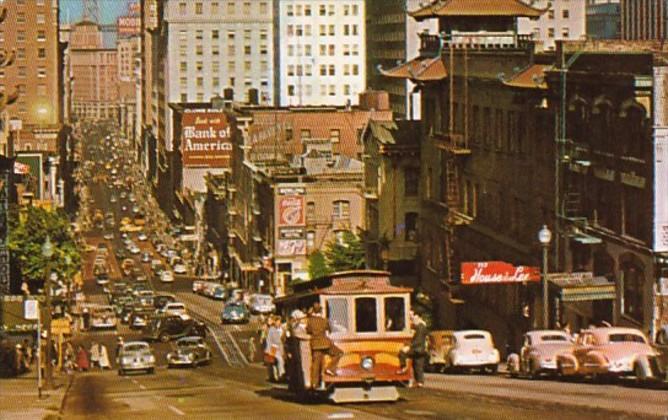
[461,261,540,285]
[278,196,305,227]
[181,110,233,168]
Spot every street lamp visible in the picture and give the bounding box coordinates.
[538,225,552,329]
[41,235,54,390]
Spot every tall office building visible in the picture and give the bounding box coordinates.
[587,0,621,40]
[366,0,437,120]
[277,0,366,107]
[0,0,61,153]
[518,0,586,51]
[621,0,668,40]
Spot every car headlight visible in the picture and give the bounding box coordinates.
[122,357,133,364]
[361,356,374,371]
[147,355,155,363]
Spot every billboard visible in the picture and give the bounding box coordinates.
[277,239,306,256]
[117,14,140,36]
[278,195,305,227]
[461,261,541,285]
[180,110,233,168]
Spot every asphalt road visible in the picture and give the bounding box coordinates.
[62,127,668,419]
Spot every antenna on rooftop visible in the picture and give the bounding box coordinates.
[82,0,100,23]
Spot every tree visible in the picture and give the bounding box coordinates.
[8,206,81,286]
[323,231,366,273]
[307,250,331,280]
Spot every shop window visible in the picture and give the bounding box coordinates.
[384,297,405,332]
[355,297,377,332]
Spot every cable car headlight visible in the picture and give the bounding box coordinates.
[361,356,374,371]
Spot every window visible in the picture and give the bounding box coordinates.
[287,4,293,16]
[17,13,26,24]
[37,85,47,97]
[326,298,349,333]
[343,85,351,95]
[352,64,359,75]
[319,5,326,16]
[548,9,554,19]
[17,48,25,59]
[212,2,219,14]
[306,202,315,222]
[227,1,235,14]
[548,27,555,38]
[404,168,419,196]
[300,129,311,140]
[260,2,268,14]
[329,25,335,36]
[330,129,340,143]
[405,213,418,241]
[17,31,25,43]
[287,85,295,96]
[384,297,406,332]
[306,231,315,248]
[243,2,251,14]
[180,93,188,102]
[195,2,203,14]
[332,200,350,220]
[196,77,203,88]
[37,30,46,42]
[563,9,570,19]
[562,27,570,38]
[328,64,335,76]
[37,67,47,78]
[179,77,187,88]
[212,30,219,40]
[355,298,377,332]
[622,260,644,323]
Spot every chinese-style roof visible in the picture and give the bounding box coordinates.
[411,0,544,20]
[379,56,447,82]
[503,64,551,89]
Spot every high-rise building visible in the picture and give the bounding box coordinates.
[69,21,118,121]
[366,0,437,119]
[621,0,668,40]
[164,0,274,108]
[586,0,621,40]
[0,0,61,153]
[277,0,366,107]
[518,0,586,51]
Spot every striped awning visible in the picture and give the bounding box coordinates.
[551,276,616,302]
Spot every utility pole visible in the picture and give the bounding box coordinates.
[42,236,54,389]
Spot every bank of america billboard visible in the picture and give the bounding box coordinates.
[180,110,233,168]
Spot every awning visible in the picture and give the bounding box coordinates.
[550,275,615,302]
[379,56,447,82]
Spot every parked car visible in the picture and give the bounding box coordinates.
[556,327,662,381]
[153,293,177,310]
[90,305,117,329]
[117,341,155,375]
[143,314,207,342]
[249,294,275,314]
[128,244,141,255]
[103,232,114,241]
[444,330,500,374]
[221,301,250,324]
[137,232,148,242]
[141,252,151,263]
[211,285,227,300]
[95,272,110,286]
[427,330,455,372]
[507,330,574,378]
[160,270,174,283]
[167,336,212,368]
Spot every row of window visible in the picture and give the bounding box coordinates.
[179,43,269,58]
[179,1,269,16]
[533,27,571,38]
[287,43,360,56]
[180,29,269,43]
[180,74,269,89]
[14,12,48,24]
[3,30,48,43]
[286,24,360,37]
[179,90,270,104]
[0,67,48,78]
[287,64,359,77]
[287,84,357,97]
[179,60,270,75]
[286,3,361,17]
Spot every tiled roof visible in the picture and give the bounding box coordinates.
[379,56,447,82]
[504,64,551,89]
[411,0,544,20]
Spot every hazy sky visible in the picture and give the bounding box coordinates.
[60,0,135,25]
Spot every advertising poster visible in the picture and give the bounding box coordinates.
[277,239,306,256]
[278,195,305,227]
[181,110,233,168]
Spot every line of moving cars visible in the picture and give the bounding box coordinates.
[426,326,665,383]
[192,280,275,324]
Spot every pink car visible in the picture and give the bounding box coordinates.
[507,330,574,378]
[556,327,662,381]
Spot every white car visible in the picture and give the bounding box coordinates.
[90,305,117,329]
[160,270,174,283]
[103,232,114,241]
[137,233,148,241]
[160,302,187,316]
[447,330,500,374]
[129,244,141,255]
[118,341,155,375]
[173,262,187,275]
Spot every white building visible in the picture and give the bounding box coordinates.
[164,0,275,109]
[277,0,366,107]
[518,0,586,51]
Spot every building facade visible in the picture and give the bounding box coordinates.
[586,0,621,40]
[518,0,585,51]
[276,0,366,106]
[1,0,61,154]
[621,0,668,40]
[69,21,118,121]
[366,0,437,119]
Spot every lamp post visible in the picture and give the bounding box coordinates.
[538,225,552,329]
[41,235,54,389]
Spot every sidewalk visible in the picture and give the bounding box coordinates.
[0,370,73,420]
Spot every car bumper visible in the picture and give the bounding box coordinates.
[91,322,117,329]
[120,363,154,371]
[167,356,195,366]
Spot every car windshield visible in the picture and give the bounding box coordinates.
[540,334,569,342]
[608,333,646,343]
[124,344,148,352]
[178,338,203,347]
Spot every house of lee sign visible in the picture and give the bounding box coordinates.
[461,261,541,285]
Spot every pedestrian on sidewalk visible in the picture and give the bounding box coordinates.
[115,337,124,361]
[76,345,89,372]
[90,342,100,369]
[98,344,111,370]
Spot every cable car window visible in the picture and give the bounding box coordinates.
[355,297,377,332]
[326,298,349,333]
[384,297,405,332]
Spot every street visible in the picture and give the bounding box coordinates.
[54,127,668,420]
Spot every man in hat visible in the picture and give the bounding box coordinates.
[306,302,342,389]
[397,312,428,387]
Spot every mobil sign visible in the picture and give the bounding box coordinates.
[181,110,233,168]
[461,261,540,285]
